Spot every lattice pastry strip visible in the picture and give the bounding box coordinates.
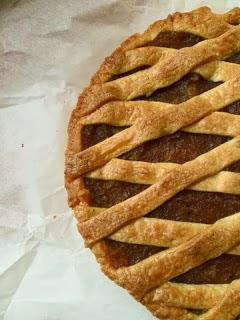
[71,24,240,119]
[66,75,240,178]
[65,6,240,320]
[86,160,240,194]
[79,137,240,245]
[143,282,228,310]
[114,212,240,294]
[81,100,240,135]
[144,279,240,320]
[74,204,240,256]
[93,49,240,84]
[92,7,240,84]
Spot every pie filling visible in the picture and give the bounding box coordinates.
[143,31,205,49]
[82,33,240,285]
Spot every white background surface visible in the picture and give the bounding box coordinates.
[0,1,238,319]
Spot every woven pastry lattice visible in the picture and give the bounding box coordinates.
[65,7,240,320]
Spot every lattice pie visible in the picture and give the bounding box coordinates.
[65,7,240,320]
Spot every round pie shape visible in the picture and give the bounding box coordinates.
[65,7,240,320]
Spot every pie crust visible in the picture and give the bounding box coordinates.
[65,7,240,320]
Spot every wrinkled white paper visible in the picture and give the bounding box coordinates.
[0,0,238,319]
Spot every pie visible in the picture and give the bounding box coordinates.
[65,6,240,320]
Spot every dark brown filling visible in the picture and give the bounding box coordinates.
[82,36,240,285]
[136,73,221,104]
[221,99,240,115]
[111,66,149,81]
[82,124,123,150]
[120,131,229,163]
[226,51,240,64]
[143,31,205,49]
[104,240,165,269]
[175,255,240,284]
[85,177,240,224]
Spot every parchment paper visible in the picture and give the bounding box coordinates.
[0,1,238,319]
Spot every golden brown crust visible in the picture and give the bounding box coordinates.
[65,6,240,320]
[143,282,228,310]
[78,137,240,245]
[70,25,240,121]
[114,212,240,298]
[91,6,239,85]
[66,76,240,178]
[198,280,240,320]
[87,160,240,195]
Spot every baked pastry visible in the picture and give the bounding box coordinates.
[65,6,240,320]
